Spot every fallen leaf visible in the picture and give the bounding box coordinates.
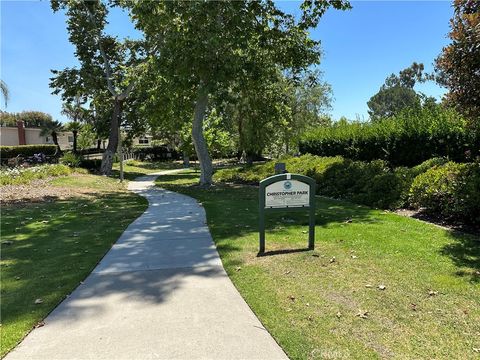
[355,310,369,319]
[378,284,386,291]
[365,284,373,288]
[235,266,242,272]
[305,303,310,307]
[34,321,45,328]
[307,315,314,321]
[41,220,49,224]
[34,298,43,305]
[283,270,291,275]
[351,255,358,259]
[344,218,353,223]
[410,303,417,311]
[329,257,336,263]
[336,312,342,318]
[15,276,21,281]
[473,348,480,353]
[302,230,307,234]
[288,295,296,301]
[428,290,438,297]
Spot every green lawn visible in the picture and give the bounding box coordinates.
[0,174,148,357]
[111,159,186,180]
[156,170,480,359]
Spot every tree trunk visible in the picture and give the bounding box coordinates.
[73,130,78,154]
[183,150,190,168]
[52,131,62,155]
[100,98,122,175]
[191,85,213,186]
[97,139,101,150]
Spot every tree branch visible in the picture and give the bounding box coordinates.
[82,1,117,97]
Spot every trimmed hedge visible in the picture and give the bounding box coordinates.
[299,107,480,167]
[132,146,180,161]
[0,145,58,159]
[214,155,479,225]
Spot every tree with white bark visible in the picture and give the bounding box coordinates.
[51,0,141,174]
[123,0,350,185]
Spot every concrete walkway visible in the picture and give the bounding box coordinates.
[7,170,288,360]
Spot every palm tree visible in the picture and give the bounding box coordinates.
[62,95,87,153]
[40,120,64,153]
[1,80,9,108]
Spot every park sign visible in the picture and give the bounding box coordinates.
[258,173,316,254]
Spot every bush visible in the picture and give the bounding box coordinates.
[0,145,58,160]
[0,164,71,186]
[214,155,477,213]
[59,152,82,167]
[132,146,180,161]
[299,107,479,166]
[409,162,480,224]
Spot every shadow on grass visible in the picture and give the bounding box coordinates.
[257,248,311,257]
[441,231,480,283]
[157,173,480,284]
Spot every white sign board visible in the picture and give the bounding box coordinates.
[265,180,310,208]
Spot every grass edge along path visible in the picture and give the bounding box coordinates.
[0,174,148,358]
[155,170,480,360]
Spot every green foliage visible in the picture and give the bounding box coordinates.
[77,123,97,150]
[59,152,82,167]
[367,62,426,121]
[0,164,71,185]
[299,106,478,166]
[409,162,480,224]
[435,0,480,122]
[0,111,54,128]
[215,155,479,224]
[0,145,58,159]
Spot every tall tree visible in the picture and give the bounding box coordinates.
[125,0,350,185]
[435,0,480,123]
[368,62,425,121]
[51,0,141,174]
[62,94,88,153]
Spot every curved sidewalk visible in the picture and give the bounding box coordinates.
[6,170,288,360]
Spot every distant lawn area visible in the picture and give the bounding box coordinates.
[0,174,148,357]
[156,170,480,359]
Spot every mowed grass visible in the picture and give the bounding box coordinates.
[156,170,480,359]
[111,159,185,180]
[0,174,148,357]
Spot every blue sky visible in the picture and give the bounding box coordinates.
[1,0,452,122]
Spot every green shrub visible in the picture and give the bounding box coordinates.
[0,145,58,160]
[59,152,82,167]
[299,107,479,166]
[409,162,480,224]
[0,164,72,186]
[215,155,478,215]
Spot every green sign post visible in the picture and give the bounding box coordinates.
[258,173,316,254]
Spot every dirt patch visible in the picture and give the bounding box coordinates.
[0,179,101,205]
